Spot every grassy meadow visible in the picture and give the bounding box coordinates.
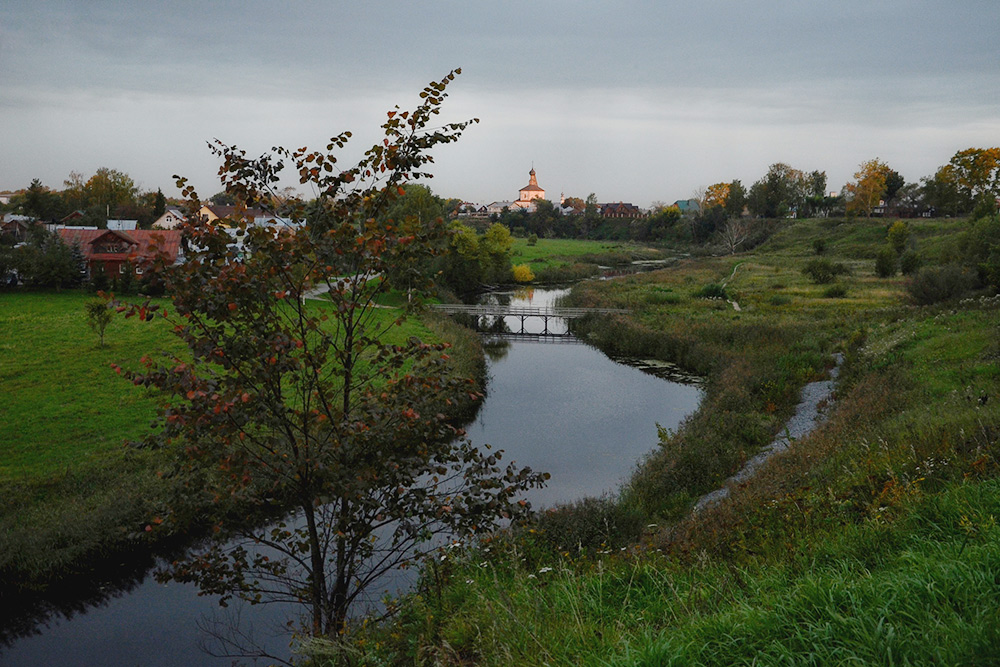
[342,216,1000,665]
[0,288,479,606]
[510,238,667,282]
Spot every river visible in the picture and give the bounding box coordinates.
[0,286,701,667]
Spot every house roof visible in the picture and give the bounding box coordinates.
[107,219,138,231]
[201,204,267,220]
[58,228,182,263]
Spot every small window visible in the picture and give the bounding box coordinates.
[119,264,126,274]
[135,266,144,275]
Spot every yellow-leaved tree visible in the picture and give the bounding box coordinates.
[846,158,890,218]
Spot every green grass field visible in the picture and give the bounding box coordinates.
[0,292,183,478]
[510,238,666,281]
[0,289,474,601]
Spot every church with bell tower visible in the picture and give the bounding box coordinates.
[516,167,545,206]
[483,167,548,215]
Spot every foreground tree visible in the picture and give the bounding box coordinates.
[115,71,546,645]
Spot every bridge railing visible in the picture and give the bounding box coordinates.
[428,304,627,319]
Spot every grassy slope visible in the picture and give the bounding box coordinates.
[357,217,1000,665]
[0,290,476,602]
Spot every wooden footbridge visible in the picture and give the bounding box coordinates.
[429,303,627,336]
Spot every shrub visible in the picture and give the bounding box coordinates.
[900,250,922,276]
[887,221,910,254]
[88,266,111,293]
[802,259,849,284]
[812,238,827,255]
[532,496,645,552]
[694,282,728,299]
[526,233,538,246]
[511,263,535,283]
[647,288,681,305]
[823,284,847,298]
[906,264,976,305]
[962,215,1000,290]
[84,298,113,347]
[875,246,897,278]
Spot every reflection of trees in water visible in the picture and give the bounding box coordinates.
[482,338,512,363]
[0,548,158,647]
[512,286,535,303]
[475,291,511,307]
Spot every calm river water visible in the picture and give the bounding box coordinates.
[0,287,701,667]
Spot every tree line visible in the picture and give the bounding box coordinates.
[2,169,173,228]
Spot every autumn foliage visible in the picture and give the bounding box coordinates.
[112,71,547,640]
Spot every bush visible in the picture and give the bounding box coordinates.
[533,496,645,552]
[962,215,1000,290]
[887,221,910,254]
[900,250,922,276]
[823,284,847,298]
[906,264,976,305]
[526,233,538,246]
[646,288,681,305]
[88,266,111,293]
[802,259,849,284]
[812,238,827,255]
[511,263,535,283]
[875,246,897,278]
[84,298,113,347]
[694,283,728,299]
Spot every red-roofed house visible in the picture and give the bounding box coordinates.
[598,202,645,218]
[57,228,183,279]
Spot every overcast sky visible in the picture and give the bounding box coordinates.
[2,0,998,207]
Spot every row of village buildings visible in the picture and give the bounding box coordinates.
[0,204,290,281]
[1,169,692,281]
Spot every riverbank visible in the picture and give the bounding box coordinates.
[0,290,487,642]
[344,215,1000,665]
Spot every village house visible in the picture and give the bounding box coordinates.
[598,202,644,218]
[454,202,489,219]
[673,199,702,215]
[152,208,186,229]
[57,228,182,280]
[198,204,268,224]
[1,215,35,242]
[106,219,138,231]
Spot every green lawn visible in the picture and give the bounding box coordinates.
[0,291,183,478]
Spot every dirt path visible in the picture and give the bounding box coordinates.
[693,352,844,512]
